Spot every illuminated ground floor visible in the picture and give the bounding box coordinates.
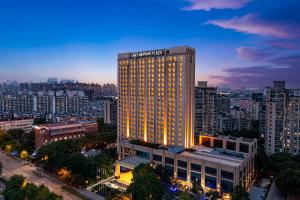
[116,137,256,193]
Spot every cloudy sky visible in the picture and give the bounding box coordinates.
[0,0,299,88]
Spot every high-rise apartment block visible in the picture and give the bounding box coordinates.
[0,90,88,119]
[265,81,300,155]
[104,98,117,125]
[195,81,218,135]
[118,46,195,148]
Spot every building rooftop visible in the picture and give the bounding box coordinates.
[178,145,246,167]
[117,155,150,169]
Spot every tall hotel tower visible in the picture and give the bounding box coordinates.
[118,46,195,148]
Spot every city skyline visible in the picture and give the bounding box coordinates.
[0,0,300,88]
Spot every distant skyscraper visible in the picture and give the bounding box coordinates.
[265,81,300,155]
[118,46,195,148]
[195,81,218,136]
[47,77,58,85]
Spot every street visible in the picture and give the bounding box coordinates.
[0,151,82,200]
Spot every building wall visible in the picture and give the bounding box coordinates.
[0,118,34,132]
[118,135,256,191]
[118,46,195,148]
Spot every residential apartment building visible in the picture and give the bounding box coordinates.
[265,81,300,155]
[104,98,117,125]
[195,81,218,135]
[0,118,34,132]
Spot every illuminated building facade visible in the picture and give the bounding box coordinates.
[118,46,195,148]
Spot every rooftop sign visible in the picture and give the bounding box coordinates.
[130,50,165,58]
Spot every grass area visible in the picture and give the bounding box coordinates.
[61,185,89,200]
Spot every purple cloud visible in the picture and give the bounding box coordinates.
[267,41,298,49]
[236,47,272,61]
[182,0,250,11]
[207,13,300,39]
[210,55,300,88]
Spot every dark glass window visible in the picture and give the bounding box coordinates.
[153,154,162,162]
[165,157,174,165]
[177,168,187,180]
[178,160,187,168]
[135,150,150,159]
[239,143,249,153]
[191,172,201,182]
[221,180,233,192]
[205,176,217,189]
[205,167,217,176]
[201,137,211,147]
[214,139,223,148]
[221,170,233,180]
[226,141,236,151]
[165,165,174,176]
[191,163,201,172]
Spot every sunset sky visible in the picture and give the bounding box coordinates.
[0,0,299,88]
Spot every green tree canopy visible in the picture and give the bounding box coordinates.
[231,185,249,200]
[127,172,164,200]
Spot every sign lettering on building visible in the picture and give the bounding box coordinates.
[130,50,165,58]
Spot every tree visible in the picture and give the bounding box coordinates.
[3,175,26,200]
[127,172,164,200]
[70,173,86,187]
[154,164,170,184]
[179,191,193,200]
[132,163,153,182]
[24,183,39,200]
[231,185,249,200]
[191,180,203,195]
[205,190,220,200]
[275,168,300,195]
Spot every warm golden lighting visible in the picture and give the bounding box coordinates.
[118,171,133,185]
[57,167,71,181]
[5,144,12,153]
[20,150,29,159]
[21,180,27,188]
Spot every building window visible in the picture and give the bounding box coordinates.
[205,176,217,189]
[239,143,249,153]
[135,150,150,159]
[165,165,174,176]
[205,167,217,176]
[214,139,223,148]
[221,170,233,180]
[226,141,236,151]
[178,160,187,168]
[177,168,187,181]
[221,180,233,192]
[191,172,201,182]
[153,154,162,162]
[191,163,201,172]
[165,157,174,165]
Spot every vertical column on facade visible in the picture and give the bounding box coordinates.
[217,163,221,191]
[187,157,191,188]
[201,161,205,188]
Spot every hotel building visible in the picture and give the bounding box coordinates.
[118,46,195,148]
[116,135,256,192]
[114,46,256,193]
